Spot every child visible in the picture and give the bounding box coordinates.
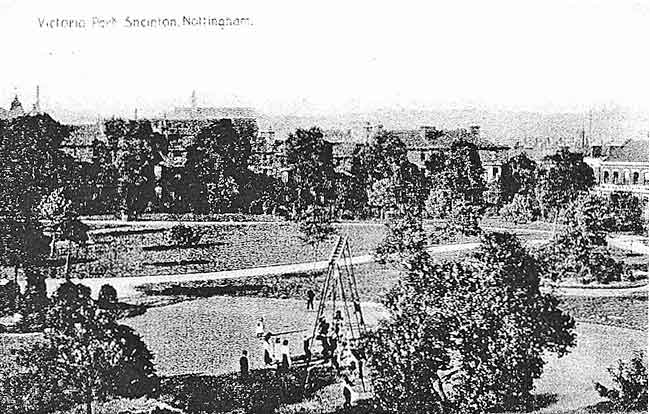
[274,337,282,363]
[239,350,249,379]
[263,334,273,366]
[255,317,265,338]
[280,339,292,372]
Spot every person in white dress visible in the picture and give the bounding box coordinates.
[255,317,265,338]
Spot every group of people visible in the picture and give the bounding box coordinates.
[315,312,359,374]
[256,318,294,372]
[251,313,363,409]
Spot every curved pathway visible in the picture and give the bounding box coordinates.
[42,242,482,299]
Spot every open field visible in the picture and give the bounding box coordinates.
[44,223,389,279]
[137,255,648,332]
[11,221,548,281]
[121,297,648,413]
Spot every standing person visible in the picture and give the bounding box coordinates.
[255,317,265,338]
[303,335,312,364]
[239,350,249,379]
[274,337,282,364]
[342,374,355,409]
[329,332,340,371]
[280,339,292,372]
[306,289,315,310]
[333,310,343,335]
[263,334,273,366]
[317,318,330,356]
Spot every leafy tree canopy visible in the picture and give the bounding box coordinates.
[536,149,595,218]
[364,232,575,414]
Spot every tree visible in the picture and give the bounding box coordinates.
[595,351,647,411]
[375,213,429,267]
[105,119,158,220]
[243,172,286,215]
[496,152,540,221]
[10,282,157,414]
[364,134,426,219]
[0,216,49,306]
[183,119,254,213]
[500,152,538,203]
[425,141,486,235]
[334,146,369,218]
[499,193,540,224]
[85,139,120,215]
[536,149,594,221]
[297,205,337,264]
[535,193,627,284]
[364,130,408,182]
[206,174,240,214]
[0,114,77,218]
[0,114,73,279]
[284,127,336,217]
[363,232,575,413]
[363,131,426,219]
[39,188,89,278]
[97,284,118,309]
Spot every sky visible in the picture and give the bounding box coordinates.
[0,0,649,120]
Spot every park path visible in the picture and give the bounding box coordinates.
[39,236,647,301]
[39,219,646,301]
[41,242,482,299]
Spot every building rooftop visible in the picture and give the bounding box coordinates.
[605,140,649,163]
[165,106,257,120]
[393,126,501,150]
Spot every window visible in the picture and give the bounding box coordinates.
[603,171,609,184]
[492,167,499,177]
[633,172,639,185]
[613,171,619,184]
[420,152,426,162]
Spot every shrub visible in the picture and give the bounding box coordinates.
[499,193,540,224]
[595,351,647,411]
[166,224,203,247]
[535,244,627,284]
[161,366,336,414]
[0,342,74,414]
[7,281,157,414]
[0,280,20,316]
[17,283,50,332]
[97,283,118,309]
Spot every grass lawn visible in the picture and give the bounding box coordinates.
[559,293,648,331]
[121,296,386,376]
[121,298,647,413]
[44,223,389,279]
[135,249,470,303]
[0,220,548,281]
